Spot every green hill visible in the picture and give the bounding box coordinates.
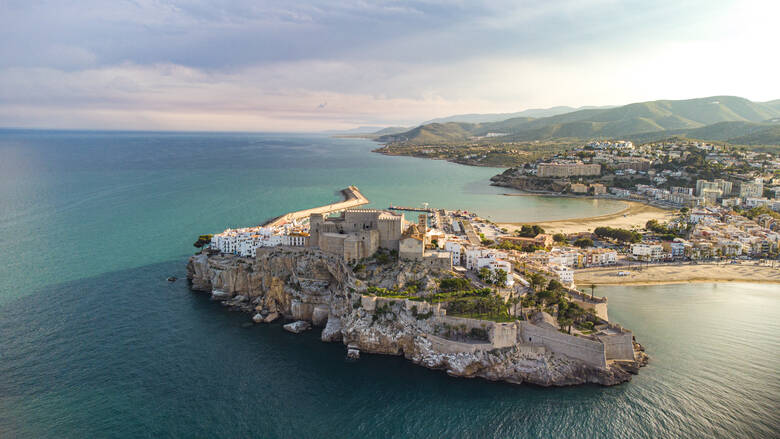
[372,126,411,136]
[380,96,780,145]
[763,99,780,112]
[628,121,780,145]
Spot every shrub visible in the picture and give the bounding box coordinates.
[439,277,472,292]
[573,237,593,248]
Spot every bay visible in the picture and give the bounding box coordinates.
[0,130,776,438]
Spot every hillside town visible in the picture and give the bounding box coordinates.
[492,139,780,212]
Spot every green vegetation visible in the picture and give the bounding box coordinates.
[645,219,683,240]
[515,224,545,237]
[738,205,780,221]
[446,294,514,322]
[193,234,213,248]
[520,280,599,333]
[378,96,780,149]
[553,233,567,243]
[594,226,642,243]
[573,237,593,248]
[491,240,543,252]
[438,277,472,292]
[372,248,398,265]
[477,267,507,287]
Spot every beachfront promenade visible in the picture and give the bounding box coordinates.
[263,186,369,227]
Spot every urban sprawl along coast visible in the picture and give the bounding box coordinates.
[189,137,780,387]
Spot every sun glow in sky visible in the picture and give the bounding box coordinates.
[1,0,778,131]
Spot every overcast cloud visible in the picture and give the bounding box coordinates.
[0,0,778,131]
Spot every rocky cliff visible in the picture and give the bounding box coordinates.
[187,247,646,386]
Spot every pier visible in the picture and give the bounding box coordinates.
[263,186,369,227]
[388,205,433,213]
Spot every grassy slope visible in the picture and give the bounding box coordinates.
[381,96,780,144]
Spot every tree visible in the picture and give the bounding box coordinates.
[478,267,492,284]
[553,233,567,243]
[528,273,547,292]
[493,269,508,288]
[547,279,564,292]
[589,283,596,300]
[573,237,594,248]
[193,234,213,248]
[559,317,574,334]
[516,224,545,237]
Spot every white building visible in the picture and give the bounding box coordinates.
[550,264,574,286]
[444,241,463,266]
[211,221,309,256]
[464,248,507,270]
[631,243,664,261]
[477,257,514,287]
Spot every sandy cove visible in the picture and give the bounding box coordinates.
[498,200,675,235]
[574,262,780,286]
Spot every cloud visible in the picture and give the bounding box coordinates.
[0,0,777,131]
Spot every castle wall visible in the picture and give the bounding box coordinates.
[518,321,607,368]
[435,316,516,348]
[319,233,347,256]
[570,298,609,321]
[399,237,424,261]
[598,333,634,360]
[378,218,402,250]
[597,323,634,361]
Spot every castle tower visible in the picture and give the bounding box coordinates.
[308,213,324,247]
[418,214,427,234]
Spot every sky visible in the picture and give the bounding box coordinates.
[0,0,778,132]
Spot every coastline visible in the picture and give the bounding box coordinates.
[575,263,780,286]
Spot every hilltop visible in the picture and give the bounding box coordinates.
[420,105,613,125]
[378,96,780,146]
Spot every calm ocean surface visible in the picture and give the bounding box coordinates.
[0,130,777,438]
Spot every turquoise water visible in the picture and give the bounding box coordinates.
[0,131,777,438]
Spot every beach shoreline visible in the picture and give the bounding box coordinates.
[498,200,674,234]
[574,263,780,286]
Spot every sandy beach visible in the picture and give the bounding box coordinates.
[498,201,675,234]
[575,263,780,286]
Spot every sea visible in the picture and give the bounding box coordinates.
[0,130,777,438]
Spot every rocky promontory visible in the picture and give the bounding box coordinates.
[187,247,647,387]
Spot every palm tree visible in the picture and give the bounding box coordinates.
[589,283,596,300]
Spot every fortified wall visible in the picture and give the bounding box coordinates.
[357,294,634,369]
[518,320,608,368]
[596,323,635,361]
[565,287,609,321]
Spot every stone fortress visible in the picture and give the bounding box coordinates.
[308,208,453,269]
[195,186,646,385]
[308,209,405,262]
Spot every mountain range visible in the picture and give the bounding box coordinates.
[419,105,614,124]
[376,96,780,145]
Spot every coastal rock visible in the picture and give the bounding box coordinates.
[321,316,343,342]
[187,247,647,387]
[284,320,312,334]
[312,305,329,327]
[211,290,230,300]
[252,313,264,323]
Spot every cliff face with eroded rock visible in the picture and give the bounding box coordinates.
[187,247,646,387]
